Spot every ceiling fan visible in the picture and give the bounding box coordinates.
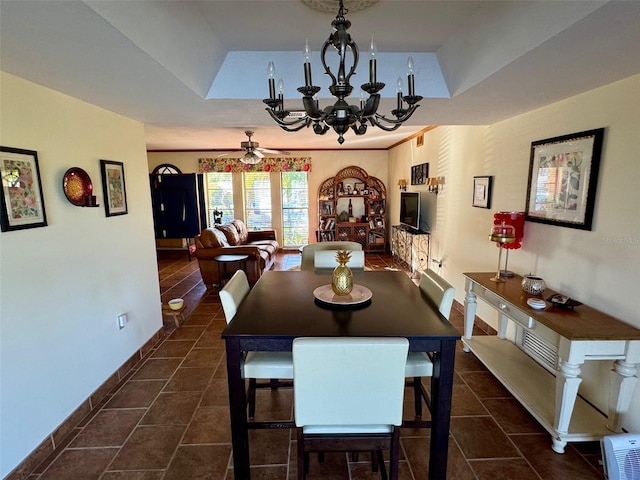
[216,130,289,164]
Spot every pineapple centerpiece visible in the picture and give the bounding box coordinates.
[331,250,354,295]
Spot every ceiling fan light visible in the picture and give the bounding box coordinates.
[219,131,286,162]
[240,152,261,165]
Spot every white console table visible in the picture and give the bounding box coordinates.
[462,272,640,453]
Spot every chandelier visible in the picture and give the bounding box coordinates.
[263,0,422,144]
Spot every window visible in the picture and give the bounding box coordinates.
[282,172,308,247]
[205,171,309,246]
[204,172,234,226]
[151,163,182,175]
[244,172,272,229]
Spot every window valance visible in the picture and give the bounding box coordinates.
[198,157,312,173]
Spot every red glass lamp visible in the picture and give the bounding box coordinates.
[493,212,525,278]
[489,221,515,282]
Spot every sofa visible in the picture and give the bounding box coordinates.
[194,219,279,286]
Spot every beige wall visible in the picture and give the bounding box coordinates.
[148,150,388,245]
[0,72,162,477]
[389,74,640,432]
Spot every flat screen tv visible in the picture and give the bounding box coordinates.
[399,191,420,231]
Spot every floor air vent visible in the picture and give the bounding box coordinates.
[519,330,558,372]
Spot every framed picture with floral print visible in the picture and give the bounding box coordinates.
[100,159,128,217]
[0,146,48,232]
[525,128,604,230]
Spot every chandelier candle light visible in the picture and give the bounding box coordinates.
[264,0,422,144]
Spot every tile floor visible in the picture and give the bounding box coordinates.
[28,251,605,479]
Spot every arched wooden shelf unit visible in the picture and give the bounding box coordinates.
[317,166,387,252]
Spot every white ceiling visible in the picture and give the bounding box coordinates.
[1,0,639,152]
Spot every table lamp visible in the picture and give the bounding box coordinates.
[493,211,525,277]
[489,222,516,282]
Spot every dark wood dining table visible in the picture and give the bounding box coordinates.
[222,270,460,479]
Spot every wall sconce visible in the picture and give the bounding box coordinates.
[427,176,444,194]
[397,179,407,191]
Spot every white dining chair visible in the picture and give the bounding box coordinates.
[220,270,293,420]
[300,241,362,271]
[313,249,365,270]
[405,269,456,418]
[219,269,250,321]
[293,337,408,480]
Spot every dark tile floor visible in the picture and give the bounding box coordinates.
[29,251,605,479]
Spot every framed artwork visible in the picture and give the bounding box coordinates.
[525,128,604,230]
[100,159,128,216]
[411,162,429,185]
[0,146,48,232]
[472,175,492,209]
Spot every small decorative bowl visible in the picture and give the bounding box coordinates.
[168,298,184,310]
[521,275,546,296]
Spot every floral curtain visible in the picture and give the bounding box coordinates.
[198,157,311,173]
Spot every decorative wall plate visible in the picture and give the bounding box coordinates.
[63,167,93,206]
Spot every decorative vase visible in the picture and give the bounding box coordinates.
[521,275,546,295]
[332,250,354,295]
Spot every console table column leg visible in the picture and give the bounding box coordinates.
[551,437,567,455]
[607,360,638,432]
[463,280,477,353]
[553,360,582,452]
[498,313,508,339]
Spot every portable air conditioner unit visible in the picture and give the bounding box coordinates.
[601,433,640,480]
